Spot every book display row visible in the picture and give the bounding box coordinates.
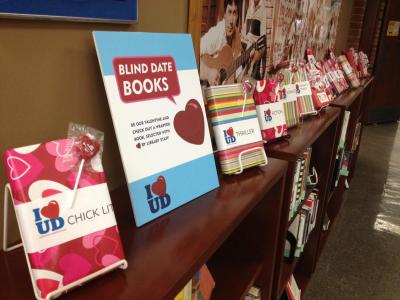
[285,191,320,261]
[332,111,351,189]
[288,148,313,221]
[1,29,372,300]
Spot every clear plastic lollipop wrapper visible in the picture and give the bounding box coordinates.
[241,76,256,117]
[66,122,104,208]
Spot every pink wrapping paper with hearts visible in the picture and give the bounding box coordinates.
[3,139,126,299]
[253,79,289,142]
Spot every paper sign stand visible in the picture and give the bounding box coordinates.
[3,185,22,252]
[234,147,268,175]
[2,184,128,300]
[300,111,318,118]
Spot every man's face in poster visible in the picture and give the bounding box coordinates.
[224,2,239,38]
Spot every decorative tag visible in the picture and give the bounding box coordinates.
[317,92,330,103]
[279,84,297,103]
[295,81,312,97]
[14,184,116,253]
[213,119,262,151]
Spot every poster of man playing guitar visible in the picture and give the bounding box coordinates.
[200,0,267,87]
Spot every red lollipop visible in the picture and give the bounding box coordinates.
[277,73,284,83]
[241,77,256,117]
[242,80,253,94]
[69,134,101,208]
[76,135,101,160]
[241,76,256,95]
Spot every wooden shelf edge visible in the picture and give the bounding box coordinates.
[209,259,263,300]
[266,107,341,161]
[330,87,363,109]
[277,228,318,298]
[0,159,289,300]
[278,257,300,297]
[293,272,310,292]
[360,76,374,88]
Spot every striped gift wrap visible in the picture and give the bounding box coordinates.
[293,68,317,117]
[278,83,300,128]
[337,55,360,88]
[296,90,316,116]
[206,84,267,175]
[284,100,300,128]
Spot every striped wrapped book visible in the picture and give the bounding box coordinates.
[279,84,300,128]
[337,55,360,88]
[292,68,317,117]
[277,69,300,128]
[206,84,267,175]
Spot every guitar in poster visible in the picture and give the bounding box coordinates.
[200,0,267,86]
[93,32,219,226]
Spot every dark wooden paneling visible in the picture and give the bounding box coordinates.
[367,0,400,122]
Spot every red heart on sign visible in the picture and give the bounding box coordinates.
[151,176,167,197]
[136,143,141,149]
[173,99,204,145]
[41,200,59,219]
[76,135,100,160]
[227,127,234,137]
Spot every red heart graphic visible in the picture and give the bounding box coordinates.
[41,200,59,219]
[151,176,167,197]
[227,127,234,137]
[266,109,271,116]
[173,99,204,145]
[76,135,100,160]
[136,143,141,149]
[42,189,61,198]
[59,253,91,285]
[36,278,60,298]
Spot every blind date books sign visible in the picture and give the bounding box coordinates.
[93,32,219,226]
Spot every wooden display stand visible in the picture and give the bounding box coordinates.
[265,107,342,300]
[265,77,374,300]
[2,184,128,300]
[1,159,288,300]
[331,77,374,184]
[321,77,375,256]
[0,78,374,300]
